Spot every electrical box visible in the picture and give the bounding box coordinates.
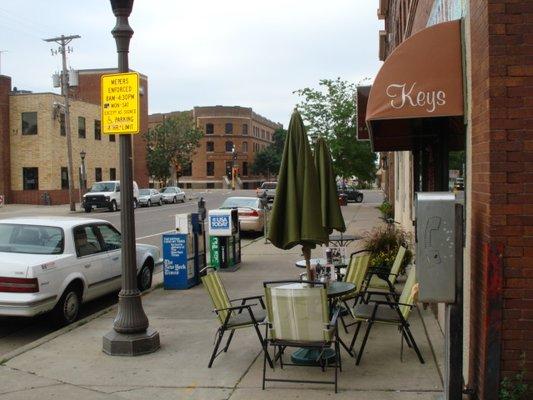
[175,213,193,234]
[415,192,459,303]
[208,209,238,236]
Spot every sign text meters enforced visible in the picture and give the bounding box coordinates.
[101,72,140,134]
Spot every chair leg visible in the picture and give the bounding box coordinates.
[340,314,349,334]
[356,321,374,365]
[262,342,268,390]
[208,328,225,368]
[223,329,235,352]
[349,321,362,352]
[404,325,425,364]
[253,323,274,368]
[401,327,413,348]
[335,340,339,393]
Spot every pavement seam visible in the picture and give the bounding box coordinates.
[226,349,263,400]
[0,383,64,397]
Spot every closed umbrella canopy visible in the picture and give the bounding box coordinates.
[314,137,346,234]
[268,110,328,255]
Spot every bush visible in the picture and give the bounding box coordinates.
[362,225,412,274]
[377,201,393,220]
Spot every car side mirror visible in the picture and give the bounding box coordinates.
[116,187,120,192]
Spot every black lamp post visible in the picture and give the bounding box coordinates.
[79,150,86,193]
[103,0,159,356]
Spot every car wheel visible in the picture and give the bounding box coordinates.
[109,200,118,212]
[159,198,163,206]
[356,193,364,203]
[138,262,153,292]
[147,200,152,207]
[52,284,81,326]
[133,199,138,209]
[84,206,92,213]
[181,196,185,203]
[172,196,177,204]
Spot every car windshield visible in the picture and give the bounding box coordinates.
[221,198,260,209]
[262,183,276,189]
[162,187,176,193]
[0,224,64,254]
[139,189,151,195]
[89,182,116,192]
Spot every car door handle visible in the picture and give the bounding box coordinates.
[112,257,119,261]
[84,264,91,269]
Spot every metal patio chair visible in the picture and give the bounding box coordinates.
[338,251,371,332]
[201,268,273,368]
[262,280,341,393]
[349,267,425,365]
[362,245,407,303]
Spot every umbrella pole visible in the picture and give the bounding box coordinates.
[303,246,314,285]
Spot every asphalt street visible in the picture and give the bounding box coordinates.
[0,189,382,357]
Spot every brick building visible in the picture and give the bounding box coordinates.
[148,106,282,189]
[363,1,533,398]
[0,68,150,205]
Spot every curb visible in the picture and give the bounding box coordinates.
[0,278,161,365]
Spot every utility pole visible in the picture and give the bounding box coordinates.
[44,35,80,212]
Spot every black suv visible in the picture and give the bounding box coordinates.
[338,187,364,203]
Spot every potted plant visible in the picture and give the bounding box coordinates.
[362,225,413,275]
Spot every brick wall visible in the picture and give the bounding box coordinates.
[469,0,533,398]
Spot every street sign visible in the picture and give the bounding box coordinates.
[101,72,140,134]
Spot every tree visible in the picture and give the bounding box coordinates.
[294,78,377,183]
[251,146,280,181]
[145,112,203,185]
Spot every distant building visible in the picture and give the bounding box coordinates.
[0,68,150,205]
[148,106,282,189]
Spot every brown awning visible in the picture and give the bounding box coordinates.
[356,86,371,140]
[366,20,464,152]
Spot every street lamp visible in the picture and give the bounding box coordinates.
[79,150,86,195]
[103,0,160,356]
[231,145,237,191]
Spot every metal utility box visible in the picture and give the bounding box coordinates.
[175,213,193,234]
[208,209,238,236]
[415,192,459,303]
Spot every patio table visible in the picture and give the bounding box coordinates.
[328,233,362,248]
[294,258,347,282]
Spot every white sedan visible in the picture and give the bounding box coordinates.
[0,217,162,325]
[160,187,186,204]
[220,197,265,233]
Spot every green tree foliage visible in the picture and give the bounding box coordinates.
[251,127,287,180]
[145,113,203,184]
[251,146,280,181]
[294,78,377,182]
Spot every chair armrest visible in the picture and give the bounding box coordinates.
[230,295,266,309]
[368,300,415,308]
[328,306,341,328]
[350,249,369,257]
[214,303,257,313]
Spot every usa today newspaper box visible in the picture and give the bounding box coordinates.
[208,209,241,270]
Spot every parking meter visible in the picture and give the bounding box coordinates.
[197,197,206,221]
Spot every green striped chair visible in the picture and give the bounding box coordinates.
[365,246,406,298]
[349,267,424,365]
[262,281,341,393]
[338,252,371,333]
[201,269,272,368]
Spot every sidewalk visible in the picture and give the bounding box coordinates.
[0,200,444,400]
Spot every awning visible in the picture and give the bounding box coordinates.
[356,86,371,140]
[366,20,464,152]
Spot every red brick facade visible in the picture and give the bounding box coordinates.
[377,0,533,398]
[469,1,533,397]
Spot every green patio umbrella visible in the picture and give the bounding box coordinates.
[268,110,328,280]
[314,136,346,235]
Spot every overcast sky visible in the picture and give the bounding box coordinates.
[0,0,382,125]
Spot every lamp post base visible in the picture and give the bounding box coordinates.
[102,327,160,356]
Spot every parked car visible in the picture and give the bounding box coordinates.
[256,182,277,202]
[82,180,140,213]
[220,197,265,232]
[138,189,163,207]
[338,186,364,203]
[160,186,186,204]
[0,217,161,325]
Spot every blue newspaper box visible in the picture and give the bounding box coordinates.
[162,233,197,289]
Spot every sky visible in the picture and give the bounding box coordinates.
[0,0,382,126]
